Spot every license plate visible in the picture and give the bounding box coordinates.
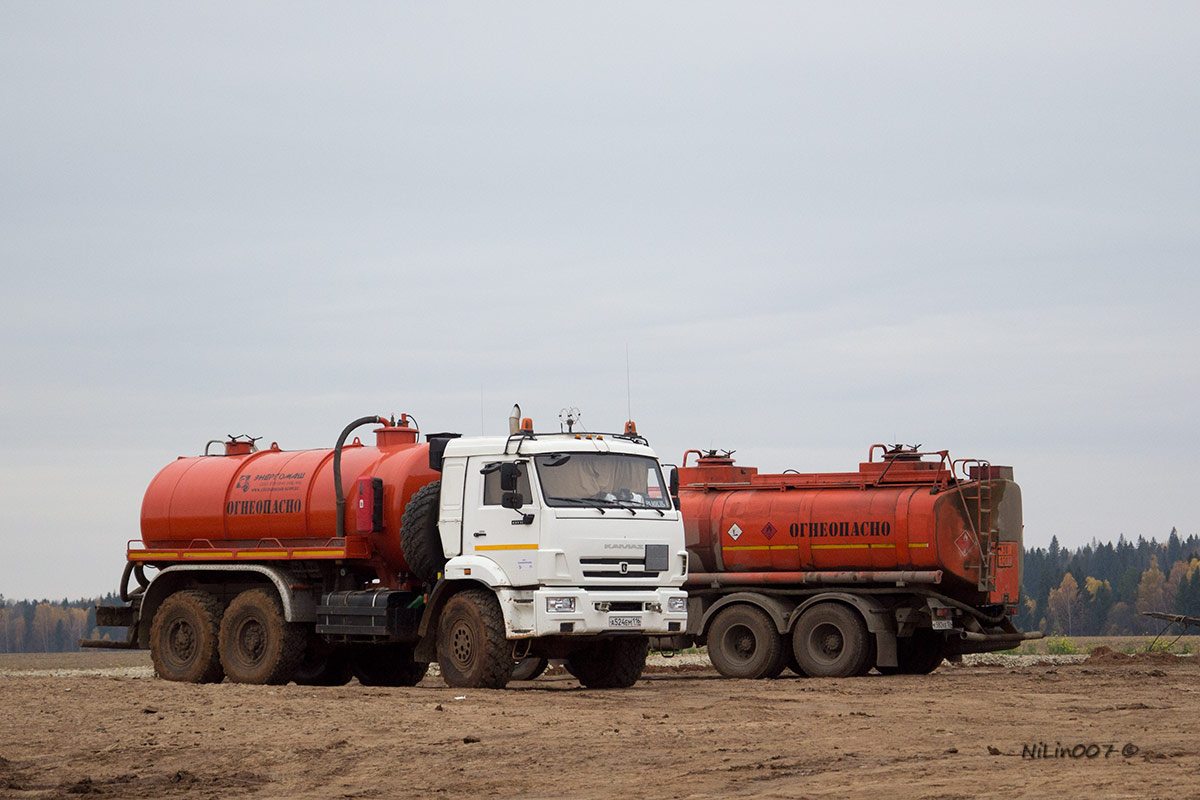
[609,615,641,628]
[932,619,953,631]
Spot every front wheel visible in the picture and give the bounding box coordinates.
[437,589,513,689]
[565,636,648,688]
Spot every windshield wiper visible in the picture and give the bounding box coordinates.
[613,499,665,516]
[546,496,608,514]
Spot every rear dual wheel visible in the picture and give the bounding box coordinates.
[149,590,225,683]
[706,605,787,679]
[878,629,945,675]
[792,603,873,678]
[218,588,305,684]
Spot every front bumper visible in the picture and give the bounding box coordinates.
[502,587,688,637]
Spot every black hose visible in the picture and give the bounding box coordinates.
[119,561,134,602]
[120,561,150,603]
[334,415,384,540]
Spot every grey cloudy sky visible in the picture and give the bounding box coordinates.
[2,3,1198,600]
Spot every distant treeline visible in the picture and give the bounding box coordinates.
[1018,529,1200,637]
[0,593,123,653]
[3,531,1198,651]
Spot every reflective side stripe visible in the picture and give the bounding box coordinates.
[474,544,539,551]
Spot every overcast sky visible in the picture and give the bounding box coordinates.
[2,3,1198,601]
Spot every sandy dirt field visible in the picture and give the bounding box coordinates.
[1,650,1197,800]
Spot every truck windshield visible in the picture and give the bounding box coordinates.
[535,453,671,510]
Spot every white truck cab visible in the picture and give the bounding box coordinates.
[435,429,689,646]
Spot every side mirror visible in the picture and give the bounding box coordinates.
[501,491,524,510]
[500,462,521,492]
[669,467,680,506]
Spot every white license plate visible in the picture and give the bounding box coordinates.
[609,615,641,628]
[932,619,953,631]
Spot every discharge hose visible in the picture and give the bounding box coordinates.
[334,415,385,540]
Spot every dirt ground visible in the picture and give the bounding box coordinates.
[1,650,1198,800]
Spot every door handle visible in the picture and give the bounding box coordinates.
[473,531,487,538]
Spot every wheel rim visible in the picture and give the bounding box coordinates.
[722,623,758,666]
[449,619,475,671]
[234,616,267,666]
[165,618,197,668]
[809,622,845,665]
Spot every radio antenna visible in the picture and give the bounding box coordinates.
[626,344,632,421]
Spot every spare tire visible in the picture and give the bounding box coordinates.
[401,480,444,585]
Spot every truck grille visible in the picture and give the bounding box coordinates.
[580,556,660,579]
[580,546,668,578]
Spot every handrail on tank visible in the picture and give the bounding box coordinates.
[682,449,704,468]
[185,539,219,550]
[952,458,990,482]
[867,444,951,466]
[867,445,952,488]
[251,538,289,550]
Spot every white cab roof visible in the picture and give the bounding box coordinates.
[441,432,659,460]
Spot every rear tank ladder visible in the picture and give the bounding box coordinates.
[954,469,996,593]
[973,481,996,593]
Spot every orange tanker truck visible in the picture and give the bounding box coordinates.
[84,409,689,689]
[653,444,1040,677]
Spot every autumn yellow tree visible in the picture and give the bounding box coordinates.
[1047,573,1083,635]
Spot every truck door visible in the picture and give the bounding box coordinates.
[463,458,541,586]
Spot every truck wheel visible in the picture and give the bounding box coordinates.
[786,647,809,677]
[293,637,353,686]
[218,588,305,685]
[897,630,945,674]
[350,643,429,686]
[511,656,549,681]
[401,481,444,586]
[792,603,871,678]
[706,605,787,679]
[565,636,648,688]
[149,590,225,683]
[437,588,513,689]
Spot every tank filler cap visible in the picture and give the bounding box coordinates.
[223,435,260,456]
[884,444,923,460]
[697,449,736,466]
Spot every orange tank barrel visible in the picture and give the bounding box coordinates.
[676,446,1022,606]
[138,421,438,579]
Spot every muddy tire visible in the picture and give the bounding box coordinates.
[565,636,648,688]
[792,603,871,678]
[293,637,353,686]
[218,588,305,685]
[350,643,429,687]
[897,630,945,674]
[401,481,444,586]
[786,646,809,677]
[437,589,513,689]
[707,605,787,679]
[149,590,225,683]
[511,656,549,682]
